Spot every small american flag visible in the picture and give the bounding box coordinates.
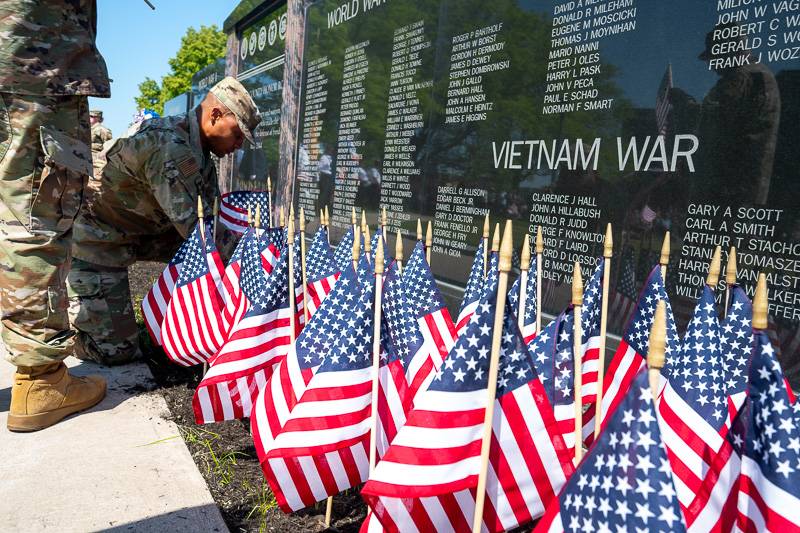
[402,242,458,397]
[263,255,376,510]
[219,190,271,234]
[161,222,228,366]
[305,227,339,318]
[191,234,295,424]
[595,266,679,431]
[141,224,196,346]
[686,330,800,531]
[656,63,673,136]
[507,250,538,344]
[250,255,371,512]
[333,226,356,273]
[535,367,686,532]
[658,285,727,512]
[456,237,487,333]
[579,261,604,406]
[362,266,575,532]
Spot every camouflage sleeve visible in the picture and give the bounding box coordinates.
[143,142,204,238]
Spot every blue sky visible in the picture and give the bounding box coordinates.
[89,0,240,137]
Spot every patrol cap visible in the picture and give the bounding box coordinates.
[89,109,103,118]
[209,76,261,145]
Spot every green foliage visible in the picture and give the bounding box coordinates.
[246,481,278,533]
[134,25,227,114]
[134,78,164,115]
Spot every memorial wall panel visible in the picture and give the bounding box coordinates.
[291,0,800,384]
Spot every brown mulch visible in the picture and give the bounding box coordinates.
[129,262,367,533]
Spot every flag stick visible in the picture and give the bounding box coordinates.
[325,205,330,231]
[352,227,361,274]
[197,196,205,241]
[300,208,309,324]
[724,247,737,318]
[572,261,584,463]
[395,229,403,275]
[491,223,500,254]
[647,301,667,401]
[287,217,297,342]
[212,197,219,244]
[369,236,385,473]
[267,176,274,227]
[416,219,423,242]
[593,224,612,439]
[482,213,490,278]
[352,207,357,233]
[536,226,543,335]
[472,220,513,533]
[247,207,252,227]
[753,273,768,330]
[279,206,285,228]
[324,498,333,528]
[425,220,433,266]
[364,225,372,265]
[198,196,208,374]
[660,231,670,282]
[361,210,367,237]
[255,204,261,230]
[707,246,721,289]
[381,206,387,235]
[518,234,531,333]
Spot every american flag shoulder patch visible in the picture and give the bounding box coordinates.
[176,155,201,178]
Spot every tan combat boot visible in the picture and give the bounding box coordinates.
[7,362,106,432]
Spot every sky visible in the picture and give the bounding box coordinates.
[89,0,240,137]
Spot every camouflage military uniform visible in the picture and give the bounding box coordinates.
[0,1,109,367]
[69,110,219,364]
[90,122,112,154]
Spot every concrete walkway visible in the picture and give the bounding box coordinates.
[0,358,228,533]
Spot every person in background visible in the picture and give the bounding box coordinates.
[89,109,112,159]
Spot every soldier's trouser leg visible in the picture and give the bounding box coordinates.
[0,93,91,367]
[67,258,141,365]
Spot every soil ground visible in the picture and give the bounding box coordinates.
[129,262,367,533]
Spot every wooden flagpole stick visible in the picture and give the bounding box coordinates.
[352,227,361,273]
[647,301,667,402]
[425,220,433,266]
[287,216,297,342]
[753,273,768,330]
[483,213,490,278]
[352,207,357,233]
[255,204,261,230]
[364,225,372,265]
[381,206,387,235]
[491,223,500,254]
[518,234,531,333]
[198,196,209,374]
[707,245,722,288]
[213,197,219,243]
[416,219,423,242]
[325,205,330,231]
[395,229,403,275]
[300,208,310,324]
[593,224,613,439]
[247,207,252,227]
[197,196,205,241]
[368,237,385,473]
[724,247,737,318]
[660,231,670,282]
[572,262,584,463]
[536,226,543,335]
[361,210,367,237]
[279,206,285,229]
[267,176,273,227]
[472,220,513,533]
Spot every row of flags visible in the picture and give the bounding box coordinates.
[142,191,800,532]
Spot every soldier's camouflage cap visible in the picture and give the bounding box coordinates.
[209,76,261,145]
[89,109,103,118]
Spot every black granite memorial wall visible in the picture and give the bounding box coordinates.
[289,0,800,384]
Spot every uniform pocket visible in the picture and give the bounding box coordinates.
[31,126,92,234]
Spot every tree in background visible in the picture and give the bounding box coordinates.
[134,25,227,115]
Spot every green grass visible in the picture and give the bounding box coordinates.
[178,425,245,486]
[246,481,278,533]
